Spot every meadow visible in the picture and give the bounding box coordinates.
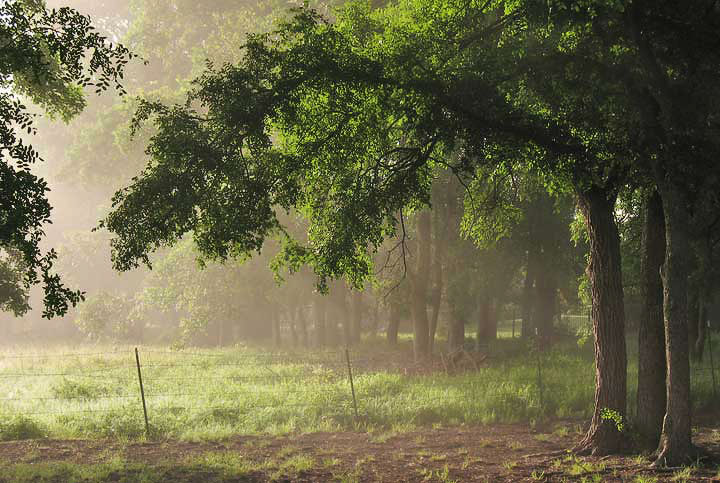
[0,330,717,444]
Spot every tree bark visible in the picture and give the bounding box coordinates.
[535,269,557,343]
[448,311,465,352]
[654,183,694,467]
[351,289,362,344]
[412,210,432,360]
[688,289,699,361]
[428,201,446,354]
[387,300,399,346]
[476,297,490,351]
[695,300,706,361]
[314,296,327,347]
[297,306,308,348]
[636,190,667,450]
[272,310,281,347]
[574,186,627,456]
[522,248,537,338]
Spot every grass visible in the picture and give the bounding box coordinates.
[0,332,717,442]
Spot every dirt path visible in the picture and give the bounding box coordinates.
[1,422,719,481]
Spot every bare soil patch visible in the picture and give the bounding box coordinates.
[1,421,720,481]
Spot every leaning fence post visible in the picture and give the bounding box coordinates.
[134,347,150,435]
[345,347,359,422]
[708,320,717,400]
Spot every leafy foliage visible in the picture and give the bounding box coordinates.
[0,0,133,317]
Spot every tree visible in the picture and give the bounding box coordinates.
[0,0,132,317]
[101,0,703,457]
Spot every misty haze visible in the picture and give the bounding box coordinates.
[0,0,719,481]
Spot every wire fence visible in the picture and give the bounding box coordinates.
[0,335,716,436]
[0,347,377,428]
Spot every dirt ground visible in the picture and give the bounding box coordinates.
[2,421,720,481]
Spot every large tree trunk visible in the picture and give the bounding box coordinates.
[411,211,432,360]
[636,190,667,450]
[387,299,400,346]
[688,289,699,361]
[654,183,694,466]
[695,300,707,361]
[574,186,627,456]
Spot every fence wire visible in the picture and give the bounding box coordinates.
[0,339,716,432]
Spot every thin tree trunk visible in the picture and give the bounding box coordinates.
[487,298,498,340]
[654,183,694,466]
[289,309,298,347]
[637,190,667,450]
[535,269,557,342]
[428,200,446,354]
[412,211,432,360]
[370,298,379,341]
[448,311,465,352]
[387,300,399,346]
[272,311,281,347]
[315,297,327,347]
[351,290,362,344]
[522,249,537,338]
[428,266,443,354]
[574,186,627,456]
[476,297,490,351]
[297,306,308,348]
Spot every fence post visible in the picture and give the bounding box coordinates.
[708,320,717,400]
[345,347,359,421]
[134,347,150,435]
[512,311,516,338]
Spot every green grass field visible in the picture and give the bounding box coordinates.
[0,334,717,442]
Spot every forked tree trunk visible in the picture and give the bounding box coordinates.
[387,300,399,346]
[654,183,694,467]
[636,190,666,450]
[574,186,627,456]
[412,211,432,360]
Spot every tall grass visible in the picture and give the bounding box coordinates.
[0,334,715,441]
